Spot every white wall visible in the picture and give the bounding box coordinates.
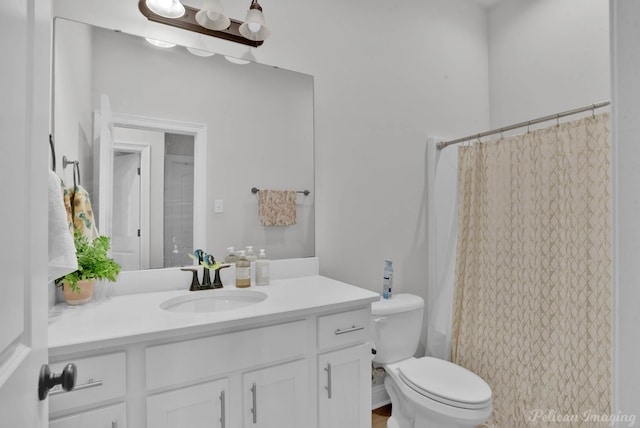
[611,0,640,421]
[488,0,610,127]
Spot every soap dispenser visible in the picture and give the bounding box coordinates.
[255,249,270,286]
[245,246,257,262]
[225,247,238,263]
[235,250,251,288]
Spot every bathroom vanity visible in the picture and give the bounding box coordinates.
[47,274,379,428]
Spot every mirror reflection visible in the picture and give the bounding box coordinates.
[53,19,315,271]
[111,128,195,270]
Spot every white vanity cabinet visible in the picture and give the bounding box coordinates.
[143,320,309,428]
[317,308,372,428]
[48,276,380,428]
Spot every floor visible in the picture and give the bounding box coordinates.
[372,404,391,428]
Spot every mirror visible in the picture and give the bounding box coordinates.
[53,18,315,271]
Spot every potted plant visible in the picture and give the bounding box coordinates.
[56,231,121,305]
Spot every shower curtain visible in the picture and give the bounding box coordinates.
[450,114,611,427]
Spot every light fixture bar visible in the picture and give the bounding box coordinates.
[138,0,264,48]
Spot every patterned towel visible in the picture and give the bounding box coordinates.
[69,185,100,240]
[258,190,297,226]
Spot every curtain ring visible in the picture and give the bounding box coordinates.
[556,114,560,127]
[527,121,531,134]
[592,104,596,119]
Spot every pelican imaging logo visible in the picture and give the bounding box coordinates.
[527,409,636,426]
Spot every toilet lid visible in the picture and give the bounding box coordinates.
[397,357,492,410]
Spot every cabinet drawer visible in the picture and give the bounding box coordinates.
[49,402,126,428]
[317,308,370,351]
[49,352,126,415]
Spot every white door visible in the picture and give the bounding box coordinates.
[112,152,142,271]
[242,359,308,428]
[318,344,372,428]
[146,379,228,428]
[0,0,51,427]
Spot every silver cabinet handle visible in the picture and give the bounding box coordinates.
[219,390,226,428]
[334,325,364,335]
[50,379,103,396]
[324,363,332,399]
[250,382,257,424]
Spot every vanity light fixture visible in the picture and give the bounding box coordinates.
[145,0,185,19]
[195,0,230,31]
[138,0,269,48]
[239,0,270,42]
[224,56,251,65]
[145,37,177,48]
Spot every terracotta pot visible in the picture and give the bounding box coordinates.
[63,279,94,305]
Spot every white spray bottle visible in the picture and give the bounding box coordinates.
[382,259,393,299]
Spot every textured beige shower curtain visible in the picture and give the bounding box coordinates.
[451,114,611,427]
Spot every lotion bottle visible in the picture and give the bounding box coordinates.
[255,249,270,286]
[235,250,251,288]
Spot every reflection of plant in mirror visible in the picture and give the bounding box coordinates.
[56,232,121,292]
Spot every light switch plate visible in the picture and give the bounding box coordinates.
[214,199,224,213]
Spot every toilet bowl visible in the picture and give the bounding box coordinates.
[371,294,492,428]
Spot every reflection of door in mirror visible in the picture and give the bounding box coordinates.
[110,128,195,271]
[112,151,144,271]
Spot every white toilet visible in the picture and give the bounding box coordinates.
[371,294,492,428]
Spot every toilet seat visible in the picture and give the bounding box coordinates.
[397,357,492,410]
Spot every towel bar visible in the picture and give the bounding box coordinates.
[251,187,310,196]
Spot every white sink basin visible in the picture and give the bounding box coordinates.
[160,289,267,313]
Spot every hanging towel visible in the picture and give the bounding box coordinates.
[48,170,77,282]
[258,190,297,226]
[69,185,100,240]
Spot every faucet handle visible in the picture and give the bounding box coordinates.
[180,268,201,291]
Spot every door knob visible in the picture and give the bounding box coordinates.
[38,363,77,400]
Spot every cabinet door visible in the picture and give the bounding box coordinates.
[242,359,308,428]
[49,402,126,428]
[318,344,371,428]
[146,378,229,428]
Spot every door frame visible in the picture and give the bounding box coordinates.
[96,111,207,255]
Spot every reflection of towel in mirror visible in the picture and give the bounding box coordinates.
[258,190,297,226]
[48,170,77,282]
[69,185,100,240]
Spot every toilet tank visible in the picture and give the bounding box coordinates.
[371,294,424,364]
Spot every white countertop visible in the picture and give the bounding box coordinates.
[48,275,380,355]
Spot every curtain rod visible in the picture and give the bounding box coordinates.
[436,100,611,150]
